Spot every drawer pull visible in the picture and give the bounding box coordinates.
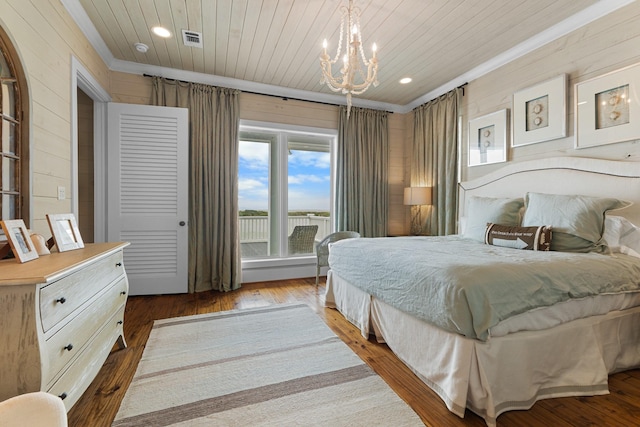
[117,320,124,325]
[64,343,74,351]
[58,393,67,400]
[116,262,122,267]
[56,297,67,304]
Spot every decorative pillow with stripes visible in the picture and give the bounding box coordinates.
[484,223,552,251]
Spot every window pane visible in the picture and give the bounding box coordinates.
[287,145,330,256]
[0,51,9,78]
[1,156,16,191]
[1,82,15,119]
[238,140,270,258]
[1,194,17,218]
[0,35,22,222]
[2,119,15,154]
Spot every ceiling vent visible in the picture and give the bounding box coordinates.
[182,30,203,48]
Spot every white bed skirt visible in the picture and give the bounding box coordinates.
[325,270,640,426]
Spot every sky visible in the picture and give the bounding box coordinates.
[238,141,331,212]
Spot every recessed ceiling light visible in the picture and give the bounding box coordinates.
[152,26,171,38]
[399,77,412,84]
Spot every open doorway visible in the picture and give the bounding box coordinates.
[71,57,111,243]
[77,88,94,242]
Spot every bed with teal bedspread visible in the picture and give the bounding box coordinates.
[328,235,640,341]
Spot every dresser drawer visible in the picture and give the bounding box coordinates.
[43,277,127,386]
[40,251,125,332]
[47,307,126,410]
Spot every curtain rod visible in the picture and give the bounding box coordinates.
[242,89,341,108]
[458,82,468,96]
[143,73,338,107]
[143,73,394,112]
[412,83,468,111]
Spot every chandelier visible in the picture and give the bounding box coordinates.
[319,0,379,117]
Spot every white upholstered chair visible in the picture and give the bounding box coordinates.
[0,392,67,427]
[315,231,360,286]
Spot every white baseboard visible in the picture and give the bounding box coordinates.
[241,256,328,283]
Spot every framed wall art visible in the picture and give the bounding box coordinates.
[468,109,508,167]
[575,62,640,149]
[47,213,84,252]
[512,74,567,147]
[0,219,39,263]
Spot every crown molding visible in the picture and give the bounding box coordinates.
[109,59,405,113]
[61,0,115,66]
[63,0,635,115]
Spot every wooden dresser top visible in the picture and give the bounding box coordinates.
[0,242,130,286]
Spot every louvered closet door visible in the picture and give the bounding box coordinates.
[107,103,189,295]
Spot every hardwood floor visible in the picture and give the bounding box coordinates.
[68,278,640,427]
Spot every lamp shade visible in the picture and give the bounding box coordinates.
[404,187,432,206]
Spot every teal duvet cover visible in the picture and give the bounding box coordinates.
[327,235,640,341]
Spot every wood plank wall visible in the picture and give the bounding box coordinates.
[109,72,409,236]
[0,0,110,236]
[460,1,640,182]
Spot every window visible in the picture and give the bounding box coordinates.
[238,123,334,259]
[0,28,26,223]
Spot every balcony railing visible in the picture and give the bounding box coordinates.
[239,215,331,257]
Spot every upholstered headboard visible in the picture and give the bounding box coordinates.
[459,157,640,227]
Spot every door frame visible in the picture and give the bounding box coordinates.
[71,56,111,242]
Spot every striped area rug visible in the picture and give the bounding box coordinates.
[112,303,424,426]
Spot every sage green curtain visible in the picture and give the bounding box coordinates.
[336,106,389,237]
[152,77,241,292]
[412,88,461,236]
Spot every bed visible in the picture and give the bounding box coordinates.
[324,156,640,426]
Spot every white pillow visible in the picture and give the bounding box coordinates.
[603,216,640,258]
[522,192,631,252]
[463,196,524,242]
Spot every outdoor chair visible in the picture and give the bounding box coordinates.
[315,231,360,286]
[288,225,318,255]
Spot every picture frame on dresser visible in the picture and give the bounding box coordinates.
[512,74,567,147]
[575,62,640,149]
[47,213,84,252]
[468,109,508,167]
[0,219,39,263]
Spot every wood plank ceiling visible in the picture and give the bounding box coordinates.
[77,0,601,107]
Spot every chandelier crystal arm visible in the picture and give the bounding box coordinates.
[326,11,346,64]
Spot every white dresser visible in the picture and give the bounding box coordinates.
[0,242,129,410]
